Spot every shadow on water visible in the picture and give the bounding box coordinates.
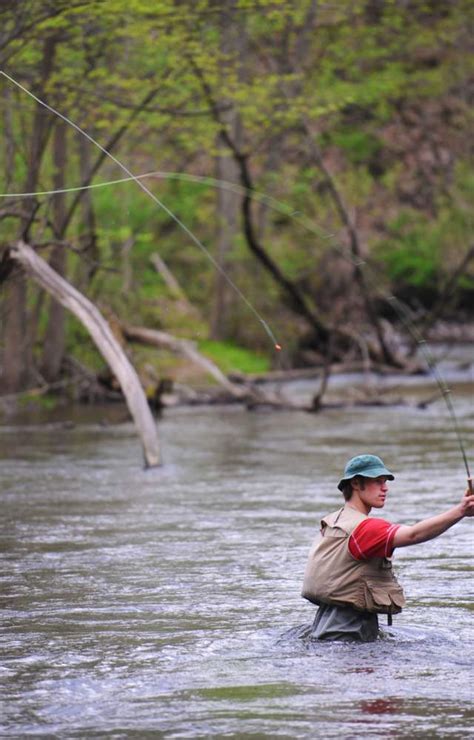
[0,361,473,738]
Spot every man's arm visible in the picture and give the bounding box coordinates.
[392,482,474,549]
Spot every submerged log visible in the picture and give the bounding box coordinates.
[10,241,161,468]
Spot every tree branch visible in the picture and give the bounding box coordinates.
[60,85,162,233]
[188,55,330,343]
[9,240,161,468]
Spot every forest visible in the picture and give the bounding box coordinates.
[0,0,473,429]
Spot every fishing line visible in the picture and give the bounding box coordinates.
[0,170,338,244]
[5,175,471,477]
[348,262,472,482]
[352,261,472,482]
[387,294,472,481]
[1,162,470,451]
[1,74,471,475]
[0,70,282,351]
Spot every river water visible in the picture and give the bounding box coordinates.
[1,352,473,738]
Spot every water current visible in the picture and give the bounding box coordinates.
[1,347,473,738]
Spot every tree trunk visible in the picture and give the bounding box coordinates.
[300,119,401,367]
[1,268,30,393]
[3,83,14,188]
[1,36,57,393]
[0,84,17,396]
[189,57,330,346]
[10,241,161,468]
[41,120,67,381]
[74,136,99,289]
[211,133,241,339]
[62,86,161,233]
[210,2,243,340]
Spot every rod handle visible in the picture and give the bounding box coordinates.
[468,478,473,495]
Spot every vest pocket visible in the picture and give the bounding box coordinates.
[360,578,406,614]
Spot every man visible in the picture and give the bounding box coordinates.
[302,454,474,641]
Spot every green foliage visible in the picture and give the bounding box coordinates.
[374,166,474,308]
[198,340,270,374]
[330,131,382,166]
[1,0,472,395]
[65,315,105,373]
[377,211,441,289]
[18,392,58,410]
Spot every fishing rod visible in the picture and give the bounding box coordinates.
[1,72,471,484]
[386,294,472,490]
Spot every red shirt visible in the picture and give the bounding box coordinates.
[348,518,400,560]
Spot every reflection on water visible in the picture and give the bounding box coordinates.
[0,372,473,737]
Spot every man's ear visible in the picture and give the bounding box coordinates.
[351,476,362,492]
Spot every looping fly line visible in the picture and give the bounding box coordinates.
[1,70,471,477]
[0,70,281,351]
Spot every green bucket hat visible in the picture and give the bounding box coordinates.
[337,454,394,491]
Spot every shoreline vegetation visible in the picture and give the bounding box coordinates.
[1,2,473,462]
[2,320,472,420]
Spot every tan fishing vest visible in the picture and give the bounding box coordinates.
[302,505,406,614]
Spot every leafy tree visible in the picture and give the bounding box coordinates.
[0,0,472,397]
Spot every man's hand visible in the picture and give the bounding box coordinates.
[460,480,474,517]
[393,480,474,549]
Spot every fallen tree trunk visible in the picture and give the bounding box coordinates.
[10,241,161,468]
[121,324,249,400]
[120,326,408,412]
[121,325,415,412]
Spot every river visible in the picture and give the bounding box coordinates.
[1,349,473,738]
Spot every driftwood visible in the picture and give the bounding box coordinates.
[10,241,161,468]
[121,323,415,413]
[121,324,250,400]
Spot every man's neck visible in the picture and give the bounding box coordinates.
[346,495,371,516]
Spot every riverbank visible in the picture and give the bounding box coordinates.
[1,338,472,429]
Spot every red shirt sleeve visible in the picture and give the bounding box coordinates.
[348,518,400,560]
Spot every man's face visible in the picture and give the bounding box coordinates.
[353,476,389,509]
